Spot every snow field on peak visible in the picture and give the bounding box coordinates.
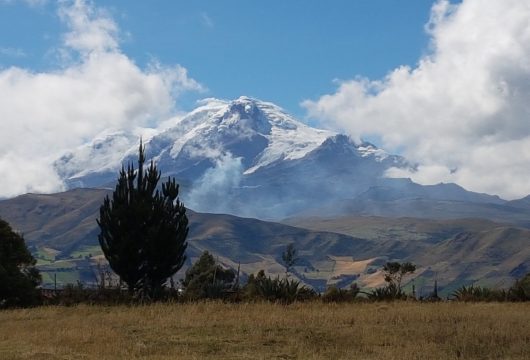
[56,96,396,185]
[357,144,390,162]
[55,131,138,179]
[159,97,336,174]
[245,124,333,174]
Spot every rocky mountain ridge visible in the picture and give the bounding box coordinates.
[53,97,415,218]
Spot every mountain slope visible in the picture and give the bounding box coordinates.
[55,97,336,185]
[0,189,371,290]
[321,178,530,226]
[54,97,411,218]
[51,95,530,223]
[285,215,530,295]
[1,189,528,295]
[414,227,530,293]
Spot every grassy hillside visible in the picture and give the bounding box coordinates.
[0,188,108,252]
[283,216,503,244]
[1,302,529,359]
[316,195,530,227]
[285,216,530,295]
[1,189,528,294]
[0,189,369,291]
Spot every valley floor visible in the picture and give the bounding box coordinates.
[1,302,529,359]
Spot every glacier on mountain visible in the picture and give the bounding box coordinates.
[54,96,411,218]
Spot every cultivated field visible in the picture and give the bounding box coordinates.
[1,302,529,359]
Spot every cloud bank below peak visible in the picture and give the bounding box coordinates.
[303,0,530,200]
[0,0,203,198]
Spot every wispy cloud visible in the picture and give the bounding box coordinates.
[0,0,203,198]
[0,0,48,7]
[58,0,119,55]
[200,12,214,29]
[304,0,530,199]
[0,47,26,58]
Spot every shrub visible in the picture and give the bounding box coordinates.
[244,270,316,304]
[44,282,134,306]
[368,284,408,301]
[451,285,507,302]
[508,273,530,301]
[181,251,235,300]
[322,284,360,303]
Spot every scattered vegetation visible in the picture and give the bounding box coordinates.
[451,285,507,302]
[43,282,132,306]
[451,274,530,302]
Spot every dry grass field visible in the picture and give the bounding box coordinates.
[1,302,529,359]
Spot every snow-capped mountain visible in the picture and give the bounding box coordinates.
[55,96,410,218]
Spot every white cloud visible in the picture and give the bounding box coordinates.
[0,0,203,198]
[58,0,119,55]
[303,0,530,199]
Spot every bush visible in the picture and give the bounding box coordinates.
[451,285,507,302]
[244,270,316,304]
[44,282,134,306]
[368,284,408,301]
[508,273,530,301]
[322,284,360,303]
[181,251,235,300]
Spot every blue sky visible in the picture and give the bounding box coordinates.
[0,0,435,116]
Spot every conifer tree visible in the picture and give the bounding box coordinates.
[97,141,188,298]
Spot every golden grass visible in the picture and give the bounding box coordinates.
[1,302,529,359]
